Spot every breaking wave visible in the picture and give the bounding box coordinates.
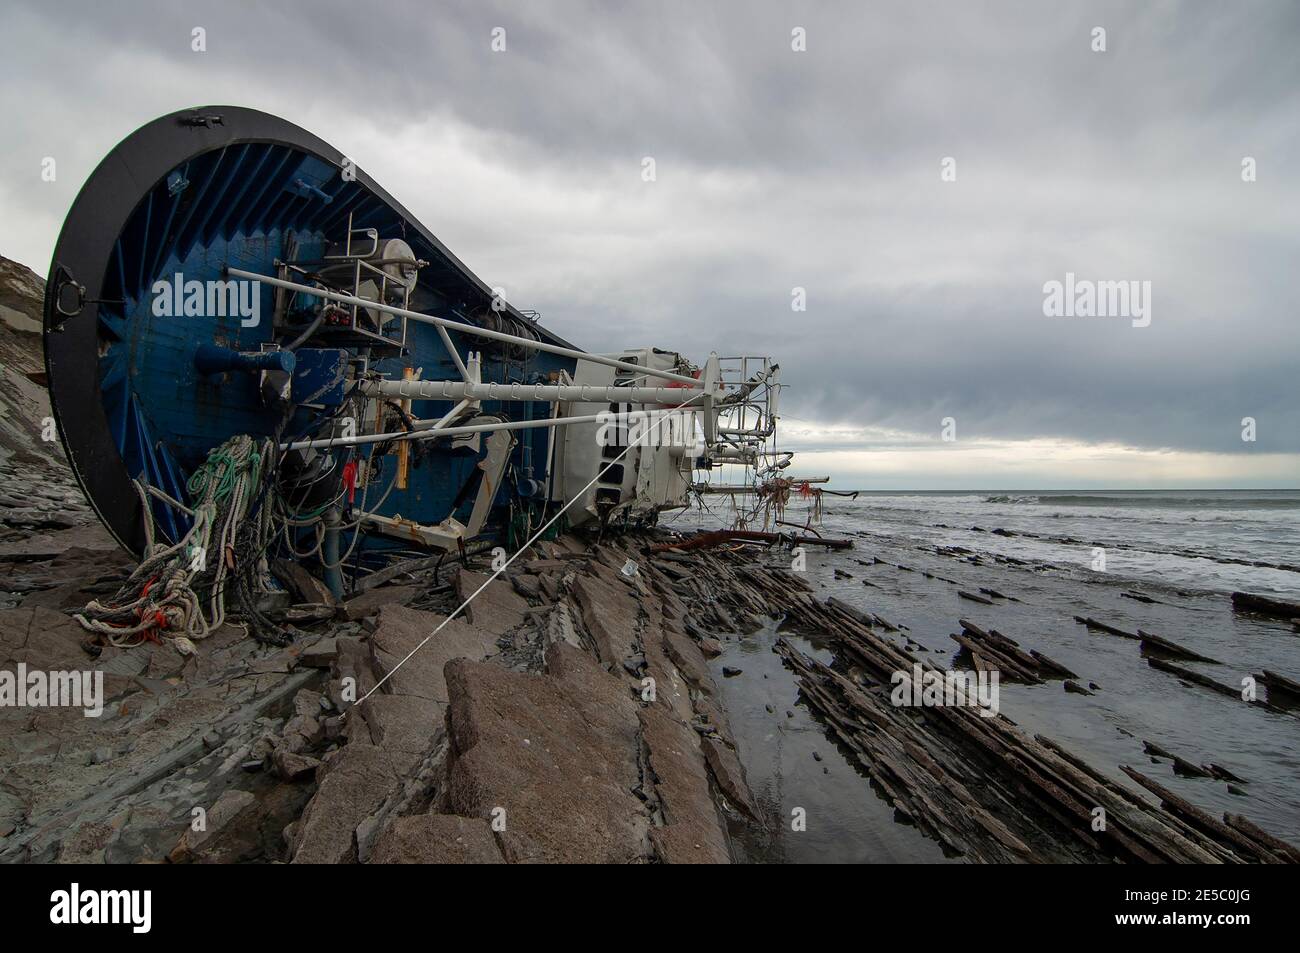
[983,493,1300,510]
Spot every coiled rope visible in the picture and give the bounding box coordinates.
[75,434,272,653]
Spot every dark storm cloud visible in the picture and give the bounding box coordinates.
[1,0,1297,461]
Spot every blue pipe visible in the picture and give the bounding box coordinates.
[194,343,296,377]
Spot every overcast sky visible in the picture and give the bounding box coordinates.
[2,0,1296,488]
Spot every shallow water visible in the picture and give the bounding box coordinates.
[709,623,950,863]
[668,489,1300,861]
[837,489,1300,598]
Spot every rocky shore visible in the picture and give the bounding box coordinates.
[0,252,761,864]
[0,525,764,863]
[0,256,99,553]
[4,516,1298,864]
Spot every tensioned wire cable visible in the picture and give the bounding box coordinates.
[356,392,706,704]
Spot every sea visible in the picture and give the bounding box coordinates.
[835,489,1300,600]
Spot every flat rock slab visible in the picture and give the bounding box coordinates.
[639,706,730,863]
[274,559,337,607]
[368,605,498,703]
[359,693,443,763]
[18,582,101,611]
[290,744,401,864]
[0,606,92,669]
[331,636,377,708]
[663,628,714,694]
[443,641,651,863]
[299,636,338,669]
[455,569,529,636]
[570,573,640,668]
[169,789,256,860]
[273,748,321,781]
[701,734,760,821]
[521,558,568,573]
[369,814,504,864]
[511,574,542,600]
[337,585,419,622]
[554,535,589,557]
[640,613,695,724]
[0,525,121,562]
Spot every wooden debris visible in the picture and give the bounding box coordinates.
[281,603,336,624]
[950,631,1040,683]
[1258,669,1300,702]
[1224,814,1300,864]
[353,553,448,593]
[1122,591,1160,604]
[651,529,852,552]
[1074,616,1140,640]
[958,590,994,605]
[1206,763,1247,784]
[776,626,1258,863]
[952,619,1074,683]
[1231,591,1300,620]
[272,559,337,607]
[1147,659,1288,715]
[669,548,1300,864]
[1120,767,1288,863]
[1142,740,1212,778]
[1029,649,1079,679]
[826,597,875,629]
[776,639,1034,861]
[1146,657,1240,699]
[1137,629,1220,664]
[978,586,1010,600]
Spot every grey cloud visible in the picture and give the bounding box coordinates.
[0,0,1296,466]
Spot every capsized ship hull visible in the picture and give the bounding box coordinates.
[43,106,784,597]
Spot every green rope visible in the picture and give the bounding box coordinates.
[186,444,254,503]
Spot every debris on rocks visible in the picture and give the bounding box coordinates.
[657,547,1300,864]
[651,528,853,552]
